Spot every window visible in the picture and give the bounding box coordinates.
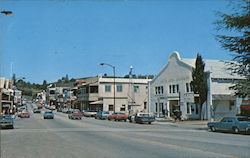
[155,103,158,112]
[50,90,55,94]
[187,103,191,114]
[169,85,172,93]
[105,85,111,92]
[109,105,114,111]
[229,101,234,110]
[186,83,189,92]
[117,85,123,92]
[134,86,139,93]
[158,87,161,94]
[173,85,176,93]
[155,86,164,95]
[120,104,126,111]
[176,84,179,93]
[144,102,147,109]
[90,86,98,93]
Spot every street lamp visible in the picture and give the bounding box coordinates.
[100,63,116,113]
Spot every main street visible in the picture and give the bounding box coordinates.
[1,106,250,158]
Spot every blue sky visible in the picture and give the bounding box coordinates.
[1,0,232,84]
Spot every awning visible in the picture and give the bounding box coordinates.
[90,100,103,105]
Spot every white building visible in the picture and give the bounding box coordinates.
[77,76,151,113]
[149,51,246,120]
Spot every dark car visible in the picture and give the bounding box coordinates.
[33,108,41,113]
[95,111,110,120]
[43,111,54,119]
[207,116,250,134]
[134,113,155,124]
[0,115,14,129]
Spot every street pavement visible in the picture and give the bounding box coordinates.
[1,106,250,158]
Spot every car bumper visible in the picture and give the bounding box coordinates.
[0,122,14,128]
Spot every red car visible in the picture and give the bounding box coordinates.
[68,110,83,120]
[108,112,128,122]
[19,111,30,118]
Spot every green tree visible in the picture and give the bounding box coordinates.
[191,53,208,120]
[215,0,250,97]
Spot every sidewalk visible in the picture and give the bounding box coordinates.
[155,118,208,130]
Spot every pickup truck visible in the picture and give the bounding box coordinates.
[68,110,83,120]
[207,116,250,134]
[131,113,155,124]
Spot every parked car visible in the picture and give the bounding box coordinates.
[49,105,56,110]
[83,110,97,117]
[68,110,83,120]
[0,115,14,129]
[132,113,155,124]
[57,108,63,112]
[43,111,54,119]
[207,116,250,134]
[19,110,30,118]
[108,112,128,121]
[33,108,41,113]
[95,111,110,120]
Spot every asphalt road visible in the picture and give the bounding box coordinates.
[1,107,250,158]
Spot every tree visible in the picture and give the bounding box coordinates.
[191,53,208,120]
[215,0,250,97]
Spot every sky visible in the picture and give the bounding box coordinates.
[0,0,234,84]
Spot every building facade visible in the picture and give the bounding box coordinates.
[0,77,14,114]
[149,51,246,120]
[77,76,151,114]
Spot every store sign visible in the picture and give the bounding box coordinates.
[183,93,194,102]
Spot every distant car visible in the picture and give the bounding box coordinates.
[68,110,83,120]
[19,110,30,118]
[43,111,54,119]
[33,108,41,113]
[0,115,14,129]
[95,111,110,120]
[108,112,128,121]
[207,116,250,134]
[57,108,63,112]
[131,113,155,124]
[83,110,97,117]
[49,105,56,110]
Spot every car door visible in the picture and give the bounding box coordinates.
[217,118,227,131]
[225,118,235,131]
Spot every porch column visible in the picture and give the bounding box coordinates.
[166,101,170,117]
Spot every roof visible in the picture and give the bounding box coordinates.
[182,58,244,79]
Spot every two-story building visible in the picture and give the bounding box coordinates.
[0,77,14,114]
[77,76,151,114]
[149,51,246,120]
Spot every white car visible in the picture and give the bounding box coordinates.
[49,105,56,110]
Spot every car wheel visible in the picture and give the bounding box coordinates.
[210,126,216,132]
[124,119,127,122]
[149,122,152,124]
[233,127,239,133]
